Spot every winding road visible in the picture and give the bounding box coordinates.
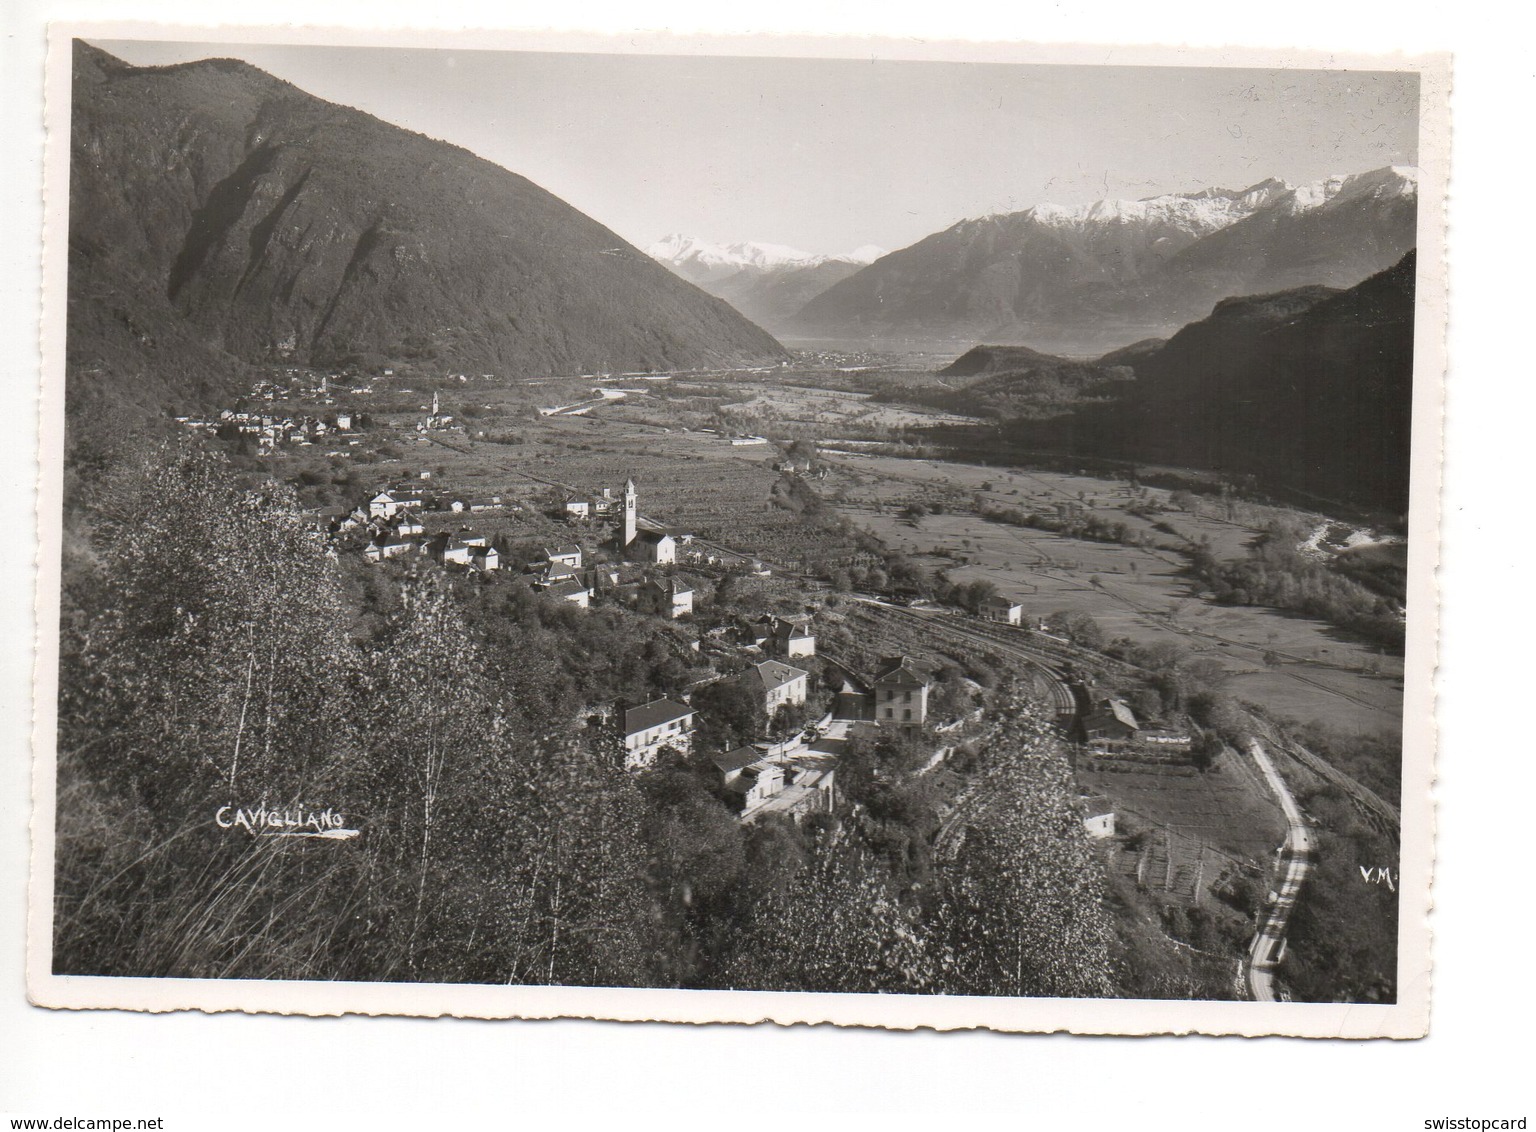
[1245,738,1315,1002]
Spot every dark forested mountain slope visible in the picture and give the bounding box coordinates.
[940,344,1070,377]
[1059,252,1417,513]
[877,343,1128,421]
[1094,337,1166,369]
[67,43,786,413]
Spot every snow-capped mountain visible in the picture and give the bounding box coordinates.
[648,235,888,333]
[648,234,886,272]
[1025,177,1291,236]
[1281,165,1419,214]
[791,166,1418,350]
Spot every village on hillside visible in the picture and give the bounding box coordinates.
[174,368,1231,838]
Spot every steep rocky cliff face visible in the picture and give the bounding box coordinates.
[67,43,786,412]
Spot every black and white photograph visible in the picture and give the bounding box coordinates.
[27,25,1445,1037]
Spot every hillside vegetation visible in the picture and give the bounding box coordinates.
[55,435,1118,996]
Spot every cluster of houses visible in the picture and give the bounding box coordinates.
[713,744,837,819]
[340,464,1025,827]
[613,624,949,824]
[181,369,368,455]
[180,407,357,455]
[616,667,834,824]
[349,478,511,571]
[251,372,337,403]
[526,552,699,615]
[622,621,821,769]
[612,608,854,822]
[353,476,714,623]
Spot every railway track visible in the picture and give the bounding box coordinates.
[951,616,1143,676]
[853,601,1081,718]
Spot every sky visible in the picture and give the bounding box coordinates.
[99,39,1420,256]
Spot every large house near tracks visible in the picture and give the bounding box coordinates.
[980,594,1024,625]
[872,656,937,731]
[1081,697,1140,744]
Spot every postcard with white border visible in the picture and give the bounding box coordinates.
[30,23,1447,1037]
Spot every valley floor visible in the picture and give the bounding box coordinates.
[818,453,1404,737]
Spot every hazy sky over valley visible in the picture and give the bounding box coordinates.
[100,40,1420,255]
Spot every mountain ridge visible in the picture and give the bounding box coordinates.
[648,234,887,271]
[646,234,889,334]
[790,167,1417,351]
[68,41,787,414]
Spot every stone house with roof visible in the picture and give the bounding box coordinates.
[980,594,1024,625]
[711,747,786,813]
[872,656,937,729]
[1081,796,1117,839]
[743,659,809,716]
[769,615,816,658]
[542,544,583,571]
[388,511,424,538]
[637,577,693,620]
[363,535,416,563]
[723,762,785,814]
[623,698,696,769]
[634,529,676,566]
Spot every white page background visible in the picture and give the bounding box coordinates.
[2,1,1527,1125]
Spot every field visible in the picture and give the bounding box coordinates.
[819,454,1405,736]
[710,382,982,430]
[1081,751,1287,890]
[270,404,872,570]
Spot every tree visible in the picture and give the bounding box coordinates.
[959,578,999,614]
[712,841,933,994]
[638,768,746,912]
[425,728,663,988]
[692,677,768,752]
[1044,610,1104,651]
[56,441,369,979]
[363,574,500,973]
[930,690,1116,998]
[769,700,814,740]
